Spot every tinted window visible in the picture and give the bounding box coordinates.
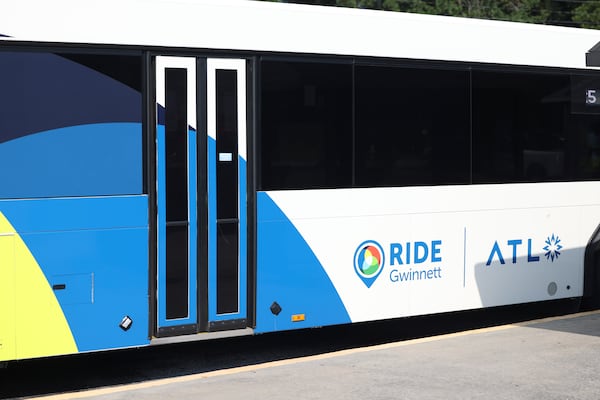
[0,51,143,198]
[570,75,600,181]
[355,65,470,187]
[260,60,352,190]
[258,59,600,191]
[472,70,600,183]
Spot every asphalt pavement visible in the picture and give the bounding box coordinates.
[24,310,600,400]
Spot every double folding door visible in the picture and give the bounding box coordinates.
[155,56,248,335]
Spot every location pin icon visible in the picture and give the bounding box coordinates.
[354,240,385,288]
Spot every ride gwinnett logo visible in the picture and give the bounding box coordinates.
[353,238,445,288]
[353,240,385,288]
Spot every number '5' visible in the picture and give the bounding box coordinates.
[587,89,597,104]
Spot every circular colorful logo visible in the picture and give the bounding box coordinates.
[354,240,385,279]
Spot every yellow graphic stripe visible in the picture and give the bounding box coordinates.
[0,233,16,361]
[0,212,77,361]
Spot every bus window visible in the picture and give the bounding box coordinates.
[0,51,143,199]
[354,65,470,187]
[260,60,352,190]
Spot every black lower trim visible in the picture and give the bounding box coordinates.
[208,318,247,332]
[156,323,198,337]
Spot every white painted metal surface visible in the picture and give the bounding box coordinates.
[1,0,600,69]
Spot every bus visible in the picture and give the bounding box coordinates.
[2,0,600,362]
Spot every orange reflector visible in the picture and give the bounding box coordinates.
[291,314,305,322]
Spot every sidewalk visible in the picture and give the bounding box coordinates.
[31,311,600,400]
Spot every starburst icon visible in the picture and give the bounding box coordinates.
[543,234,562,262]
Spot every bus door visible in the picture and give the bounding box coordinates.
[155,56,248,335]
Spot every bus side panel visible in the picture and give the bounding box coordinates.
[257,184,600,331]
[255,192,351,333]
[0,196,150,359]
